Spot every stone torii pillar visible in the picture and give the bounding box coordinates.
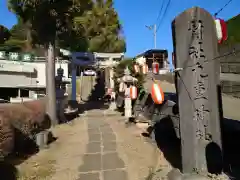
[109,60,119,110]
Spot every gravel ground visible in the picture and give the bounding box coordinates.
[104,112,172,180]
[16,116,88,180]
[15,108,172,180]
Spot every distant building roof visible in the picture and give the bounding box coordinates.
[135,49,168,58]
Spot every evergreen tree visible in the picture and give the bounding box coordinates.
[74,0,126,53]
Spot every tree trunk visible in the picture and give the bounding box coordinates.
[25,21,32,52]
[45,42,58,126]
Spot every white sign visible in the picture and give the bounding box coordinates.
[23,54,31,61]
[0,51,6,59]
[0,62,35,73]
[9,52,19,60]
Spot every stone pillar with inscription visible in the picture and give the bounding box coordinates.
[170,7,224,178]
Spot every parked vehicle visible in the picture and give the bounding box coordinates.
[84,69,96,76]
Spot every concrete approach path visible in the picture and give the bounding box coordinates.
[77,108,171,180]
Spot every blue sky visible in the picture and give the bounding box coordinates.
[0,0,239,60]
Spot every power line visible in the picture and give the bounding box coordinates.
[155,0,165,23]
[156,0,171,32]
[214,0,234,17]
[171,49,239,111]
[145,0,165,49]
[179,48,240,70]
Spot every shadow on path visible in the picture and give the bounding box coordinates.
[1,128,57,180]
[153,116,240,179]
[87,70,106,102]
[0,161,18,180]
[79,70,109,113]
[70,69,109,114]
[154,116,182,170]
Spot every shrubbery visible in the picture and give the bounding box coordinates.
[0,98,49,157]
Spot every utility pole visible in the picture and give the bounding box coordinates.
[154,24,157,49]
[146,24,157,49]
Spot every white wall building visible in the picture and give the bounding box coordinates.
[0,57,70,100]
[33,59,70,87]
[0,59,70,88]
[0,50,124,101]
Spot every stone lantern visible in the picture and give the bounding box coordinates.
[117,67,138,119]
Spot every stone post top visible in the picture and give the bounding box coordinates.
[173,6,214,23]
[116,66,138,83]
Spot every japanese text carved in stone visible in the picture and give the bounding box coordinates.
[188,19,211,141]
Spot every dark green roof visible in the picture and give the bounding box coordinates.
[223,14,240,45]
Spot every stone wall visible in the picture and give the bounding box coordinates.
[219,43,240,74]
[219,43,240,97]
[221,80,240,98]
